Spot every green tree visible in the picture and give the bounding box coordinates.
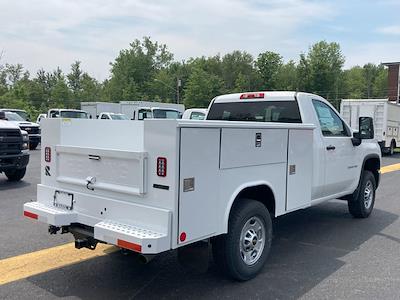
[256,51,283,90]
[184,67,223,108]
[298,41,345,101]
[106,37,174,101]
[67,61,83,105]
[275,60,298,91]
[342,66,366,98]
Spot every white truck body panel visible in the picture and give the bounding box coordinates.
[25,117,315,252]
[340,99,400,148]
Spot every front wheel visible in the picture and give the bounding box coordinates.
[5,168,27,181]
[212,199,272,281]
[29,142,39,150]
[348,170,376,218]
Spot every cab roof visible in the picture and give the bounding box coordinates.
[213,91,297,103]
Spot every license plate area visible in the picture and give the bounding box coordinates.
[53,190,74,210]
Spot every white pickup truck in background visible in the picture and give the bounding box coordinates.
[341,99,400,155]
[24,91,381,281]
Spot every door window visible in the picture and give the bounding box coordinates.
[312,100,349,137]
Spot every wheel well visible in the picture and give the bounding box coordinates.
[234,185,276,217]
[364,157,380,187]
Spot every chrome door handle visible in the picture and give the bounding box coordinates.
[326,145,336,151]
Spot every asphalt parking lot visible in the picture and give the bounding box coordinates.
[1,148,400,299]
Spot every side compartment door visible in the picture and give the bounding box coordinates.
[312,100,359,196]
[286,129,313,211]
[178,128,220,244]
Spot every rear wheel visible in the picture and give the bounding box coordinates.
[5,168,26,181]
[212,199,272,281]
[348,170,376,218]
[389,141,395,156]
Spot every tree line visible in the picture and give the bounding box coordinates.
[0,37,388,120]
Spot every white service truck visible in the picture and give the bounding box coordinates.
[120,101,184,120]
[341,99,400,155]
[24,92,381,281]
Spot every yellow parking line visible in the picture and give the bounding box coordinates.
[381,163,400,174]
[0,243,117,286]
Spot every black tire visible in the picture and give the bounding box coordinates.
[389,141,395,156]
[212,199,272,281]
[29,142,39,150]
[5,168,26,181]
[348,170,376,218]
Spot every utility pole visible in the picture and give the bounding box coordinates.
[177,78,181,104]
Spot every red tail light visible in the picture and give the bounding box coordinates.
[45,147,51,162]
[157,157,167,177]
[240,92,265,99]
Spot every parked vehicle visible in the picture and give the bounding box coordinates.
[120,101,184,120]
[24,91,380,281]
[4,112,41,150]
[36,114,47,124]
[47,109,89,119]
[341,99,400,155]
[81,102,121,119]
[0,109,30,121]
[182,108,207,120]
[0,111,30,181]
[98,112,129,120]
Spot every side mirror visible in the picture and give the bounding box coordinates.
[352,117,374,146]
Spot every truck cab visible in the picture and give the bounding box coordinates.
[182,108,207,120]
[0,111,30,181]
[3,111,41,150]
[48,109,89,119]
[137,107,182,120]
[207,92,381,204]
[98,112,129,120]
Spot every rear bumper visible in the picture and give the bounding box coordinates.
[23,185,172,254]
[0,153,29,171]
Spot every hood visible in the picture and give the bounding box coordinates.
[0,120,22,130]
[7,121,40,127]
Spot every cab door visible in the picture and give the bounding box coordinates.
[312,99,359,196]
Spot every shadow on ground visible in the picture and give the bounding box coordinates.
[10,200,397,299]
[0,179,30,191]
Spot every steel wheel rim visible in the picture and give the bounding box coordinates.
[364,180,374,209]
[239,216,265,266]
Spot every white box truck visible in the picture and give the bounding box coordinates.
[81,102,121,119]
[120,101,184,120]
[24,92,381,281]
[341,99,400,155]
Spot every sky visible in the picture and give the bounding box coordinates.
[1,0,400,81]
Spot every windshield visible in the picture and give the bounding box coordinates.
[5,112,25,121]
[60,111,89,119]
[8,110,29,120]
[153,109,182,119]
[207,101,302,123]
[110,114,129,120]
